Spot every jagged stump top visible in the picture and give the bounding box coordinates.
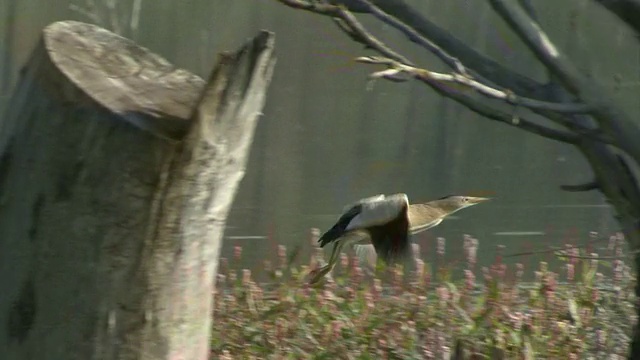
[43,21,205,139]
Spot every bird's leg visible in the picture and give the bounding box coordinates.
[326,239,343,271]
[309,240,344,284]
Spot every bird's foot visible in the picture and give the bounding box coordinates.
[307,265,331,285]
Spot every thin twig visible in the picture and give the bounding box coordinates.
[276,0,412,65]
[357,56,594,114]
[331,8,413,65]
[558,251,638,260]
[350,0,470,76]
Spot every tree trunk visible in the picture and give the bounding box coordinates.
[0,21,275,360]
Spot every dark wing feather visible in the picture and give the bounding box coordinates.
[318,204,362,248]
[368,204,411,264]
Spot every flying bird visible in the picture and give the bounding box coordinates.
[309,193,489,284]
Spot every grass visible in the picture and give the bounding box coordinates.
[210,231,636,359]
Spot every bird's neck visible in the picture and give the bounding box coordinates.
[407,203,449,230]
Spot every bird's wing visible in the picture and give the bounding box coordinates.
[367,199,411,264]
[318,193,409,248]
[345,193,409,231]
[318,204,363,247]
[341,194,385,213]
[355,243,420,270]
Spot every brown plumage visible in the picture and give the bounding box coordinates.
[309,193,489,284]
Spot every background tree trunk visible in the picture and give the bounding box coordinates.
[0,21,275,360]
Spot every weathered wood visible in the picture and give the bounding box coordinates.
[0,21,275,360]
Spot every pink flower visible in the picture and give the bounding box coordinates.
[220,257,229,274]
[437,237,446,256]
[364,291,375,309]
[590,253,599,271]
[534,271,542,283]
[437,286,450,306]
[516,263,524,280]
[616,233,625,257]
[596,328,606,348]
[350,254,360,270]
[566,263,575,282]
[220,349,232,360]
[482,267,492,282]
[415,259,425,281]
[278,245,287,268]
[441,346,451,359]
[242,269,252,287]
[464,269,475,291]
[263,260,272,272]
[509,311,523,331]
[371,279,383,300]
[492,263,506,279]
[495,244,505,264]
[340,252,349,268]
[275,318,286,342]
[613,259,624,282]
[412,243,421,259]
[352,265,364,284]
[331,320,343,339]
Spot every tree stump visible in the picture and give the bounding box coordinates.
[0,21,275,360]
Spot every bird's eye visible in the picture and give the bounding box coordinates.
[462,197,468,202]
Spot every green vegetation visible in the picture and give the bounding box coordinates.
[211,233,635,359]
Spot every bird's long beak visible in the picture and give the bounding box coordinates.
[467,196,491,204]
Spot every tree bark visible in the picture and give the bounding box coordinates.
[0,21,275,360]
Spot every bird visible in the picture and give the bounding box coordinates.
[308,193,490,284]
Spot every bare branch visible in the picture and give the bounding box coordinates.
[487,0,587,94]
[276,0,592,144]
[276,0,412,65]
[517,0,539,21]
[558,252,637,260]
[276,0,620,145]
[359,64,579,143]
[277,0,340,13]
[488,0,640,162]
[357,56,594,114]
[436,90,578,144]
[331,10,413,65]
[331,0,547,96]
[348,0,471,76]
[560,180,600,192]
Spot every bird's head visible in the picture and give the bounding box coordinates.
[436,195,490,215]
